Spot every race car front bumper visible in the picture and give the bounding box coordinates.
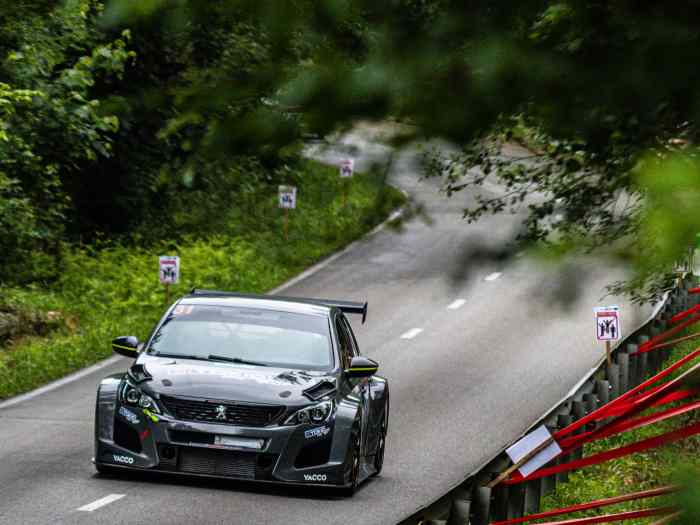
[95,398,347,487]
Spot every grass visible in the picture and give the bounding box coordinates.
[538,325,700,524]
[0,159,405,400]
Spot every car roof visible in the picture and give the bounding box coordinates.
[179,295,332,318]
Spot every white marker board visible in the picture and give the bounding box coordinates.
[339,159,354,178]
[594,306,621,341]
[278,185,297,209]
[159,256,180,284]
[506,425,562,478]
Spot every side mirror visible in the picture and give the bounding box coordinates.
[345,356,379,378]
[112,336,140,358]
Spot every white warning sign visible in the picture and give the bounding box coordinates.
[506,425,562,478]
[278,185,297,209]
[159,256,180,284]
[339,159,354,178]
[594,306,621,342]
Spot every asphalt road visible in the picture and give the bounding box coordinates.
[0,127,652,525]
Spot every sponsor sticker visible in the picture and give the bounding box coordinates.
[118,406,140,425]
[112,454,134,465]
[303,473,327,482]
[142,408,159,422]
[173,305,193,315]
[304,426,331,439]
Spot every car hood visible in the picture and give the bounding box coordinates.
[134,354,336,407]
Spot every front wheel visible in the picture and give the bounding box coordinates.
[341,425,362,497]
[372,401,389,476]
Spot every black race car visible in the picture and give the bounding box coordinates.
[94,289,389,495]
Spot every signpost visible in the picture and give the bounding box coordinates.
[159,255,180,304]
[339,159,354,207]
[595,305,621,366]
[278,185,297,240]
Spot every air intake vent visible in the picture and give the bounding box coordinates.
[303,380,336,401]
[113,418,142,453]
[178,447,256,479]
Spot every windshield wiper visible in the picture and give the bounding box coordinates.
[152,352,208,361]
[208,354,268,367]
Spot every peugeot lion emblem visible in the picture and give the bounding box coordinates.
[215,404,227,421]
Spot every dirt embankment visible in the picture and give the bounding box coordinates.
[0,308,67,347]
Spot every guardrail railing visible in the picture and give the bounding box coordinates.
[401,274,699,525]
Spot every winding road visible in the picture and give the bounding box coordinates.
[0,127,652,525]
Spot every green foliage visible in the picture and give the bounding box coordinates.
[0,160,405,399]
[99,0,700,301]
[0,1,137,283]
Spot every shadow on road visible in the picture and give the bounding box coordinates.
[92,469,375,501]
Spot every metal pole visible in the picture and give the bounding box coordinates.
[284,208,289,241]
[165,282,170,305]
[605,340,612,366]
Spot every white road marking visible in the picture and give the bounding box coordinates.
[447,299,466,310]
[484,272,502,281]
[400,328,423,340]
[77,494,125,512]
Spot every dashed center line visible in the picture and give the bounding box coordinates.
[484,272,502,281]
[447,299,466,310]
[400,328,423,340]
[78,494,125,512]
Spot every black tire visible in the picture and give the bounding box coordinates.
[372,399,389,476]
[341,425,362,497]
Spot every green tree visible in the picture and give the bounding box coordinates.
[104,0,700,300]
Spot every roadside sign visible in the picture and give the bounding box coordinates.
[159,256,180,285]
[340,159,354,178]
[595,306,621,341]
[278,185,297,209]
[506,425,562,478]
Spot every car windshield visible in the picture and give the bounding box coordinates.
[147,304,332,370]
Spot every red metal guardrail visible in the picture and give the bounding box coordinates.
[490,486,677,525]
[487,301,700,523]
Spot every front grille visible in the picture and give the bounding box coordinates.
[179,447,256,479]
[172,445,278,480]
[160,395,285,427]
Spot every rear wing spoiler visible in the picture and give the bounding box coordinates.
[322,299,368,324]
[189,289,368,324]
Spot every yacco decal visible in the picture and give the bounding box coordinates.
[112,454,134,465]
[118,406,140,425]
[303,473,327,482]
[304,427,331,439]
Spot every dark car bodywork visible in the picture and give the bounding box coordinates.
[94,290,389,493]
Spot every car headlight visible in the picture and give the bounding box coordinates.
[120,381,161,414]
[283,400,334,425]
